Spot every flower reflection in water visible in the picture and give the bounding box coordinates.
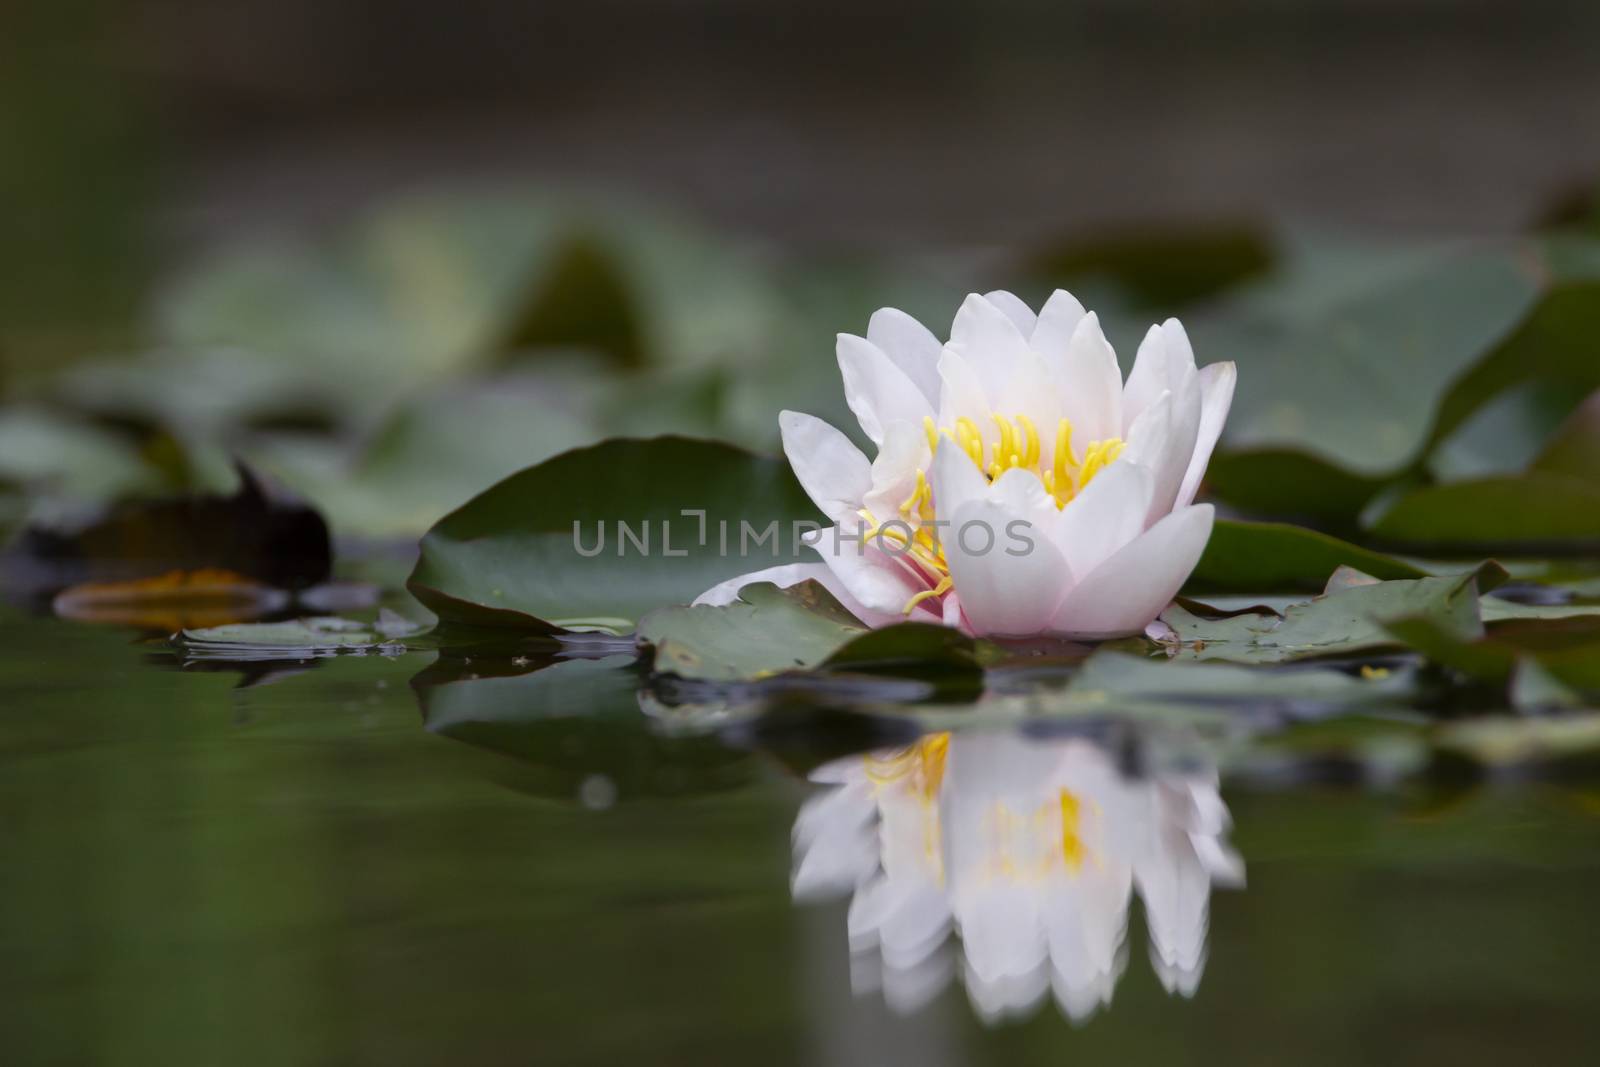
[792,731,1244,1024]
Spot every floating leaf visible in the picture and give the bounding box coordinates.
[51,568,289,631]
[3,464,331,601]
[407,437,822,633]
[1160,565,1504,663]
[176,615,418,660]
[1186,518,1430,594]
[639,582,867,681]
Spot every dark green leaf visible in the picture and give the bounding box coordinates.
[639,582,867,681]
[1186,518,1431,594]
[406,436,822,633]
[1161,565,1503,663]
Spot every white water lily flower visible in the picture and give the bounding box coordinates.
[791,731,1244,1023]
[697,291,1236,637]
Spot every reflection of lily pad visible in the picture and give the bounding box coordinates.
[416,655,754,801]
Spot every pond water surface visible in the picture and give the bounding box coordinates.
[4,605,1599,1066]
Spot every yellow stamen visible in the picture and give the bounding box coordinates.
[992,414,1016,468]
[956,417,984,468]
[1016,414,1041,467]
[903,576,953,614]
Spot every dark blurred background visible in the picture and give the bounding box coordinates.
[5,0,1600,542]
[10,0,1600,300]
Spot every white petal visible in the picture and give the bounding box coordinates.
[868,307,944,407]
[986,467,1059,537]
[1028,289,1088,358]
[1122,324,1168,429]
[837,333,933,445]
[1120,388,1199,527]
[1049,505,1214,638]
[927,437,990,520]
[862,420,932,522]
[1175,361,1236,508]
[983,289,1038,336]
[949,294,1032,381]
[945,498,1073,636]
[936,345,991,428]
[814,525,932,621]
[1051,461,1154,580]
[1120,390,1173,526]
[691,560,903,628]
[1054,311,1123,445]
[779,410,872,521]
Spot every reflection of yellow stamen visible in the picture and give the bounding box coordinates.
[922,415,939,454]
[1059,788,1085,871]
[864,732,950,802]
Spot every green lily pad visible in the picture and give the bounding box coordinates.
[1160,564,1504,663]
[177,612,421,660]
[1186,518,1431,594]
[1365,386,1600,547]
[1197,236,1600,521]
[407,436,822,633]
[639,582,867,681]
[1365,473,1600,546]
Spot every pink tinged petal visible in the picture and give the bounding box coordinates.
[815,523,933,621]
[1048,504,1214,638]
[1027,289,1088,359]
[691,560,904,629]
[1175,361,1237,508]
[949,293,1033,381]
[862,420,933,521]
[944,499,1073,637]
[942,592,967,630]
[1121,383,1201,527]
[1051,460,1154,580]
[987,467,1058,530]
[1053,311,1123,445]
[927,436,990,518]
[1121,324,1168,430]
[936,346,991,428]
[1162,317,1199,374]
[983,289,1038,336]
[779,410,872,521]
[837,333,933,446]
[867,307,944,408]
[1120,391,1174,526]
[992,349,1062,437]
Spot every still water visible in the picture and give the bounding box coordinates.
[4,606,1599,1065]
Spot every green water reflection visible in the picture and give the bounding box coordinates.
[3,608,1599,1066]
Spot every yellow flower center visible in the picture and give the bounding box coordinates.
[858,413,1126,615]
